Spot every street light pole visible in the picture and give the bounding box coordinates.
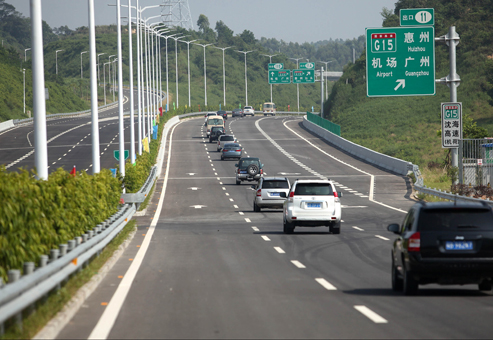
[261,53,279,103]
[24,48,31,62]
[193,42,213,107]
[55,49,63,75]
[103,62,110,105]
[97,52,106,83]
[116,0,125,180]
[80,50,88,78]
[290,57,303,113]
[318,60,334,101]
[213,46,231,107]
[236,50,255,106]
[179,38,197,108]
[23,68,26,114]
[159,32,179,112]
[171,35,188,108]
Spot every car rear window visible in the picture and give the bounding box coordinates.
[224,143,239,149]
[418,208,493,231]
[208,118,222,125]
[239,159,260,169]
[294,183,334,196]
[221,136,235,141]
[262,180,289,189]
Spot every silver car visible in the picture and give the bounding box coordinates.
[221,143,242,160]
[252,177,290,212]
[217,134,236,151]
[243,106,255,116]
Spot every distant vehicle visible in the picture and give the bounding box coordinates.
[388,201,493,295]
[217,134,236,152]
[235,157,263,185]
[243,106,255,116]
[232,108,244,117]
[252,177,290,212]
[206,116,224,136]
[217,110,227,120]
[209,126,225,143]
[263,102,276,116]
[204,112,217,126]
[281,179,342,234]
[221,143,242,161]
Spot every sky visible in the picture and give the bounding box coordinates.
[8,0,398,43]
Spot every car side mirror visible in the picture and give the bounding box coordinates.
[387,223,401,234]
[280,192,287,198]
[261,164,264,167]
[234,164,238,167]
[337,192,343,198]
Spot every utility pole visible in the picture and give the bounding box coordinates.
[194,42,213,107]
[213,46,231,107]
[261,53,279,103]
[290,57,303,113]
[88,0,100,174]
[236,50,255,106]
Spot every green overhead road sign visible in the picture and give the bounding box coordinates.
[114,150,129,161]
[268,63,284,70]
[299,62,315,70]
[365,26,435,97]
[269,69,291,84]
[293,69,315,83]
[400,8,434,26]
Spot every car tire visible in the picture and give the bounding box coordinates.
[391,257,403,291]
[283,218,295,234]
[221,156,224,160]
[329,221,341,234]
[253,201,261,212]
[478,280,492,291]
[403,266,418,296]
[236,179,241,185]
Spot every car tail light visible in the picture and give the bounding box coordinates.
[289,192,294,198]
[408,232,421,252]
[260,169,263,174]
[333,190,340,203]
[256,189,261,197]
[292,217,297,220]
[236,149,242,152]
[238,169,241,174]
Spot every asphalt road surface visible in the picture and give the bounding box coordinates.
[50,115,493,338]
[0,88,154,175]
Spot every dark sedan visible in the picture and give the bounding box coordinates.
[221,143,242,160]
[232,108,243,117]
[217,110,227,120]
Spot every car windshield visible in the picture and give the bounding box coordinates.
[220,136,235,141]
[239,159,260,169]
[418,208,493,231]
[208,118,222,125]
[264,104,273,109]
[262,180,289,189]
[294,183,334,196]
[217,111,226,114]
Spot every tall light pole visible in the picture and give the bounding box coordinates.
[24,48,31,62]
[179,38,197,108]
[194,42,213,107]
[236,50,255,106]
[103,62,110,105]
[126,0,135,164]
[23,68,26,114]
[55,49,63,75]
[30,0,48,180]
[261,53,279,103]
[318,60,334,101]
[88,0,100,174]
[116,0,125,180]
[80,51,88,78]
[171,35,188,108]
[111,56,117,102]
[159,32,179,112]
[290,57,303,113]
[213,46,231,107]
[97,52,106,83]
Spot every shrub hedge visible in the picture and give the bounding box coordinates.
[0,167,121,283]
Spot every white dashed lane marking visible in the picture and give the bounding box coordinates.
[291,260,306,269]
[274,247,285,254]
[315,278,337,290]
[354,306,388,324]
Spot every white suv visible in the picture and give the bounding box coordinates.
[243,106,255,116]
[281,179,342,234]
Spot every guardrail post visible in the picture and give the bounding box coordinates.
[8,270,22,331]
[49,249,59,263]
[23,263,36,315]
[39,255,48,268]
[59,244,68,257]
[68,239,76,252]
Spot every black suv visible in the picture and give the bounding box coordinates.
[209,127,225,143]
[388,202,493,295]
[235,157,263,185]
[217,110,227,120]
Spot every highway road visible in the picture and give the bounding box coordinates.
[0,88,154,175]
[54,115,493,339]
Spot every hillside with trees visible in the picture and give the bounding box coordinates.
[324,0,493,168]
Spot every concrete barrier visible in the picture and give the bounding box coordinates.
[0,120,14,132]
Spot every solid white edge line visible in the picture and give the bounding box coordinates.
[88,121,182,340]
[354,305,388,324]
[315,278,337,290]
[281,119,406,214]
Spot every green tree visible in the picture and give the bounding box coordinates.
[197,14,210,33]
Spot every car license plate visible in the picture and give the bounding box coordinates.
[240,171,246,174]
[307,203,321,208]
[445,241,473,250]
[270,192,280,197]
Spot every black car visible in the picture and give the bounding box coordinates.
[209,126,225,143]
[388,201,493,295]
[217,110,227,120]
[232,108,244,117]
